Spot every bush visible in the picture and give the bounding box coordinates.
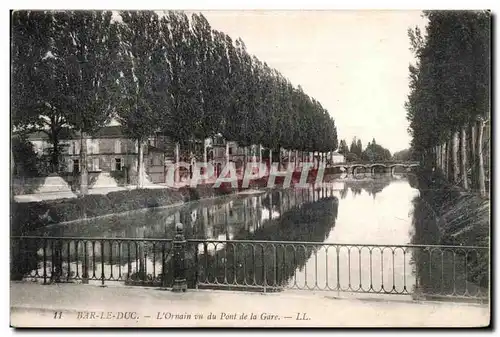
[110,170,127,186]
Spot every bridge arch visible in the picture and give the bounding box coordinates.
[351,164,368,176]
[388,163,408,176]
[368,163,388,175]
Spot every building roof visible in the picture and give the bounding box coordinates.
[93,126,125,138]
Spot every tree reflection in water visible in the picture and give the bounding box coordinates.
[339,176,392,199]
[187,195,339,290]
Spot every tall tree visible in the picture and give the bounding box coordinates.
[60,11,120,194]
[117,11,164,188]
[406,11,490,196]
[12,11,71,173]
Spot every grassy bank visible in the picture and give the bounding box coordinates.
[413,168,489,247]
[11,167,341,236]
[410,168,490,298]
[10,184,236,236]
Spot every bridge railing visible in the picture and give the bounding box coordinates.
[11,234,488,302]
[10,236,175,287]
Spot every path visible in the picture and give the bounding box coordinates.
[10,282,489,328]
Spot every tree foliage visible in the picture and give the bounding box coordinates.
[406,11,490,156]
[12,10,339,180]
[406,11,490,195]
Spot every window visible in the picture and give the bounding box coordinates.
[114,158,122,171]
[114,140,121,154]
[73,159,80,174]
[73,141,80,155]
[88,139,99,155]
[228,147,233,155]
[92,158,100,171]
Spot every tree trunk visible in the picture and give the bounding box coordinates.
[435,145,439,170]
[269,192,273,220]
[225,142,230,164]
[175,142,180,184]
[288,149,292,169]
[441,142,447,178]
[438,144,442,170]
[243,146,248,175]
[190,149,195,179]
[259,145,263,178]
[295,150,298,170]
[460,126,468,190]
[203,139,208,164]
[469,123,476,190]
[51,136,60,173]
[476,118,486,197]
[79,132,88,195]
[436,144,442,170]
[452,131,459,184]
[447,138,453,181]
[269,149,273,171]
[137,139,145,189]
[278,146,282,171]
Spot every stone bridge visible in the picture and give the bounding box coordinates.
[329,161,420,175]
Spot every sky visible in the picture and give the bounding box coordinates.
[195,10,429,154]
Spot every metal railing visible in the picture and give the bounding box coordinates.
[11,232,489,301]
[10,236,175,287]
[189,239,488,300]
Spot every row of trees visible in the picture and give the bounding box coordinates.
[338,137,392,162]
[406,11,490,197]
[392,148,413,162]
[12,10,338,192]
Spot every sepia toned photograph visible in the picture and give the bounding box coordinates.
[9,9,491,328]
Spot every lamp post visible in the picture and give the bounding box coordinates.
[172,223,187,292]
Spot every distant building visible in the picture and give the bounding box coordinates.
[24,126,166,184]
[330,152,345,164]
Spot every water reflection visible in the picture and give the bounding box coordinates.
[18,176,421,292]
[192,197,338,290]
[32,184,340,242]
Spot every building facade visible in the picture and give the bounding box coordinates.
[26,126,167,184]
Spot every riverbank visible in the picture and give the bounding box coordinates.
[10,168,340,236]
[413,168,489,247]
[10,282,489,327]
[410,169,490,297]
[10,183,237,236]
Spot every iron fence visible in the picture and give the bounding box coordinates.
[11,235,489,301]
[10,236,175,287]
[190,240,489,300]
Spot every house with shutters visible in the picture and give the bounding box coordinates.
[23,125,260,185]
[25,126,167,184]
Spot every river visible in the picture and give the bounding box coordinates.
[31,174,419,245]
[15,174,427,294]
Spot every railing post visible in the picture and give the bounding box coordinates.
[336,245,340,292]
[42,238,47,285]
[172,223,187,292]
[100,240,105,287]
[82,241,89,284]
